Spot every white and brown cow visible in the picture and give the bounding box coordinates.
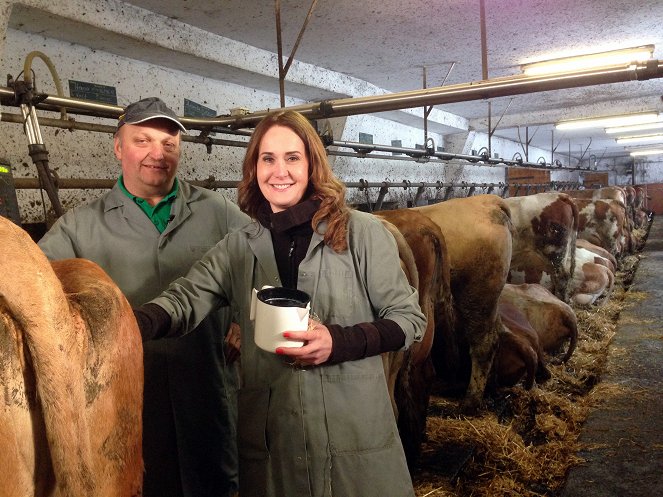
[413,194,513,411]
[576,238,618,275]
[377,209,452,465]
[504,192,578,302]
[0,216,143,497]
[499,283,577,363]
[570,247,615,306]
[573,198,628,257]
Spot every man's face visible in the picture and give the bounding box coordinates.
[114,119,180,200]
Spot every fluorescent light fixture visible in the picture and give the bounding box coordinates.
[522,45,654,76]
[616,133,663,144]
[556,112,660,130]
[630,149,663,156]
[606,121,663,134]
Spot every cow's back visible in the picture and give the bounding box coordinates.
[413,194,513,409]
[0,216,143,497]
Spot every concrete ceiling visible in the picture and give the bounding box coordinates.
[9,0,663,162]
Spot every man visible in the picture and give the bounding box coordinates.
[39,97,249,497]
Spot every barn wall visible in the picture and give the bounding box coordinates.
[2,0,584,224]
[637,183,663,215]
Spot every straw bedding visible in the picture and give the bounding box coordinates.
[412,252,644,496]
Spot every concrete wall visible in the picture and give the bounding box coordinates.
[1,0,583,224]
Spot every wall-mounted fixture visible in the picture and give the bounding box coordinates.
[521,45,655,76]
[555,112,660,130]
[629,148,663,156]
[616,133,663,145]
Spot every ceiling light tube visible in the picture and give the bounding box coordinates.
[522,45,655,76]
[630,149,663,156]
[616,133,663,144]
[556,112,660,130]
[606,121,663,134]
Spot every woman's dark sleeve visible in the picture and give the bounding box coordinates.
[133,303,172,342]
[325,318,405,365]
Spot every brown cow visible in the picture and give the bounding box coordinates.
[495,301,550,389]
[504,192,578,302]
[377,209,452,465]
[0,216,143,497]
[413,194,513,410]
[499,283,577,363]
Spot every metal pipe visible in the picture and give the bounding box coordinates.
[0,112,250,149]
[2,60,662,130]
[14,177,240,190]
[14,177,578,192]
[479,0,488,81]
[0,111,587,170]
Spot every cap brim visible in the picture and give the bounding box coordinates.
[127,114,187,133]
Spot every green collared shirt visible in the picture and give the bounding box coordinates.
[118,176,178,233]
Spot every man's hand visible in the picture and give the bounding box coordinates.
[224,322,241,364]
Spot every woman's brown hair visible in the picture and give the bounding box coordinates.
[238,110,350,252]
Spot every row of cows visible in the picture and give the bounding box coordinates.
[0,184,649,494]
[379,185,651,465]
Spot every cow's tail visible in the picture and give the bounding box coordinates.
[560,309,579,364]
[0,218,95,497]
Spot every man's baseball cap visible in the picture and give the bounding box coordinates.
[117,97,186,133]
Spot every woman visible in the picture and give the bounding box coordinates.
[137,110,425,497]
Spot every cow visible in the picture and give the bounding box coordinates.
[633,186,652,230]
[376,209,452,465]
[576,238,618,275]
[494,301,550,390]
[0,216,143,497]
[573,198,628,257]
[571,247,615,306]
[504,192,578,302]
[499,283,577,364]
[412,194,513,411]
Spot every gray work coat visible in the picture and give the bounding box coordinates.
[153,209,426,497]
[38,181,250,497]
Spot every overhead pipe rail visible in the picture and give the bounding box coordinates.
[3,58,661,171]
[1,109,590,171]
[2,58,663,131]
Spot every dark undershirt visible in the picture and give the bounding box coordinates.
[259,200,406,364]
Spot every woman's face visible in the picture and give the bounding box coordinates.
[256,125,310,212]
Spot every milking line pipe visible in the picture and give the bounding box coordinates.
[13,177,579,194]
[5,59,659,172]
[2,59,662,129]
[0,110,588,171]
[1,109,582,170]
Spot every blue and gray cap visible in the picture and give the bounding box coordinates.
[117,97,186,133]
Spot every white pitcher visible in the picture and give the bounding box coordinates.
[250,286,311,353]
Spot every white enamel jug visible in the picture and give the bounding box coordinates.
[250,286,311,352]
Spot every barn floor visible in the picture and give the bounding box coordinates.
[559,217,663,496]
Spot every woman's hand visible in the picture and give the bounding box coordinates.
[276,317,332,366]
